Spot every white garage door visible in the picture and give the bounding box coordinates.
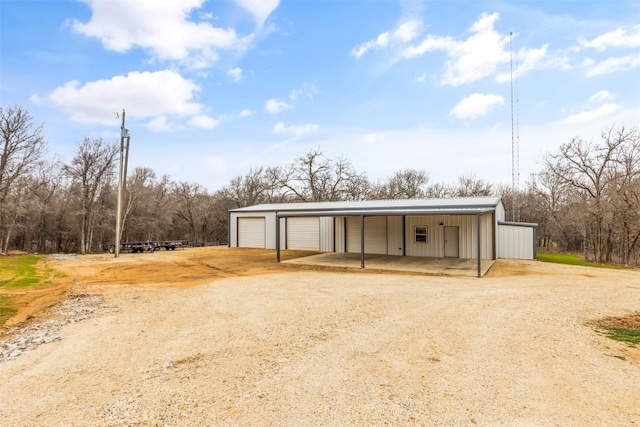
[287,217,320,250]
[345,216,387,254]
[238,217,265,248]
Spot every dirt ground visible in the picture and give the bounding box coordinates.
[1,247,640,426]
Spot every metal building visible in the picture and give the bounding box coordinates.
[229,197,537,276]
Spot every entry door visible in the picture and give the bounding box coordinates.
[444,226,459,258]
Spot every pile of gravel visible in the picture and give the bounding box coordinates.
[0,293,107,362]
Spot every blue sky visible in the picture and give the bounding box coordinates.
[2,0,639,192]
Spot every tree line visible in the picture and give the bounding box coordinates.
[2,105,639,265]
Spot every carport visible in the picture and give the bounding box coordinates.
[283,252,495,277]
[274,206,496,278]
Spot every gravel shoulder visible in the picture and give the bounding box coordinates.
[1,249,639,426]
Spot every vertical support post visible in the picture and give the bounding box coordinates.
[227,211,231,247]
[360,215,365,268]
[276,213,280,262]
[114,109,125,258]
[477,213,482,278]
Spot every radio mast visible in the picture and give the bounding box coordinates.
[510,32,520,222]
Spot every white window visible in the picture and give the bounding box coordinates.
[415,225,428,243]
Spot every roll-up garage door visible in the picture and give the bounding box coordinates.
[238,217,265,248]
[286,217,320,250]
[345,216,387,254]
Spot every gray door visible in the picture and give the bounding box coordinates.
[444,226,459,258]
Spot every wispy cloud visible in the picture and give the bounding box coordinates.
[590,90,614,103]
[273,122,319,136]
[579,25,640,51]
[289,83,320,101]
[450,93,504,120]
[227,67,243,82]
[583,52,640,77]
[352,19,422,59]
[234,0,279,28]
[264,98,293,114]
[558,103,619,125]
[188,114,220,129]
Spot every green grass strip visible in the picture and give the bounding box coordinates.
[600,327,640,345]
[536,252,623,269]
[0,255,44,289]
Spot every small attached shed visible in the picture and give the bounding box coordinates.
[229,197,537,277]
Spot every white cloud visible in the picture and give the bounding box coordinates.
[495,45,549,83]
[584,52,640,77]
[71,0,253,69]
[590,90,614,103]
[580,25,640,51]
[234,0,279,27]
[45,70,202,125]
[402,13,554,87]
[264,98,293,114]
[147,116,173,132]
[558,103,620,125]
[273,122,319,136]
[289,83,320,100]
[188,114,220,129]
[363,132,389,145]
[450,93,505,120]
[227,67,243,82]
[351,19,422,59]
[402,13,509,86]
[239,108,254,117]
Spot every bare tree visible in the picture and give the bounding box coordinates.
[172,181,211,244]
[373,168,429,199]
[454,173,494,197]
[64,137,118,254]
[544,125,639,262]
[0,106,47,253]
[225,167,274,208]
[30,159,64,252]
[274,148,370,201]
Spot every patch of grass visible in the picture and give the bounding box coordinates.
[598,327,640,346]
[536,252,623,269]
[0,305,18,327]
[0,255,45,289]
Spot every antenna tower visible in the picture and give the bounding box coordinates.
[510,32,520,221]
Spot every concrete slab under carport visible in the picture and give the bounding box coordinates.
[283,252,495,277]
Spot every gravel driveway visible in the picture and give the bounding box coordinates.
[1,258,639,426]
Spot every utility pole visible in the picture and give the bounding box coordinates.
[114,109,130,257]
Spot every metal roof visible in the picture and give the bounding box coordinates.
[230,197,502,214]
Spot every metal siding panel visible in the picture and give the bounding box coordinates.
[319,217,333,252]
[279,217,286,249]
[498,224,534,259]
[238,217,265,248]
[287,217,320,250]
[264,212,276,249]
[405,215,481,260]
[334,217,345,252]
[346,217,360,253]
[405,216,440,257]
[482,214,493,259]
